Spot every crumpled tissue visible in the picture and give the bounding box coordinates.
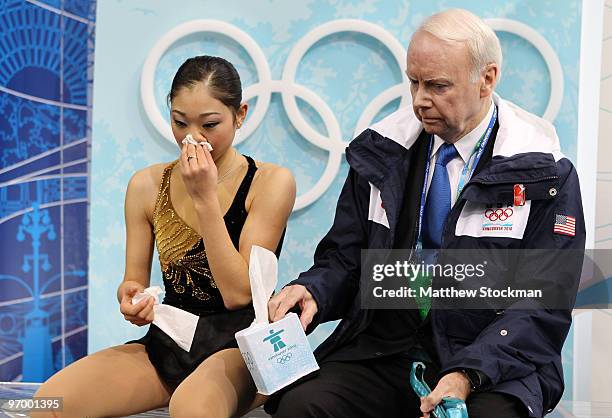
[182,134,213,151]
[132,286,199,352]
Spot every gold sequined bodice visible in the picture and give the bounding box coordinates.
[153,162,220,309]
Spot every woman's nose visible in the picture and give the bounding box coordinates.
[188,130,206,141]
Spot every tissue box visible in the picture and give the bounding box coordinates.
[235,312,319,395]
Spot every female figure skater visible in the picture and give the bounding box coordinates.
[34,55,296,418]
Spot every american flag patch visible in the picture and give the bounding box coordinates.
[554,214,576,236]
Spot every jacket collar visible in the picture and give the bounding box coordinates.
[346,134,413,241]
[346,93,564,189]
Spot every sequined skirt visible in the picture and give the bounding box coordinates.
[127,304,255,386]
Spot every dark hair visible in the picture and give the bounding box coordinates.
[167,55,242,117]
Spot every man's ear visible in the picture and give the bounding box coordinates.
[480,63,499,98]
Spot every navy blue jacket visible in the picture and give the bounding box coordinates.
[291,96,585,417]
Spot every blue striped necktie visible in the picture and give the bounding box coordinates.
[422,142,458,249]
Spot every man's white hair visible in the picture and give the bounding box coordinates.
[417,9,502,82]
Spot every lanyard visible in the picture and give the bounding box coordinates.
[415,105,498,250]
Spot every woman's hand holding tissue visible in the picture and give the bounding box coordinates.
[180,141,218,205]
[119,283,155,326]
[268,284,318,331]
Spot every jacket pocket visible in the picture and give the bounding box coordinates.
[538,361,564,413]
[443,310,497,342]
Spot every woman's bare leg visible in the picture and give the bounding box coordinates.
[31,343,172,418]
[169,348,266,418]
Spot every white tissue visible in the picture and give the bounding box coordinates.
[182,134,213,151]
[132,286,163,305]
[248,246,278,325]
[131,286,199,352]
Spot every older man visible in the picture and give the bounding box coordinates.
[266,9,584,418]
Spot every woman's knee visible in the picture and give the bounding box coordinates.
[32,378,83,418]
[169,390,226,418]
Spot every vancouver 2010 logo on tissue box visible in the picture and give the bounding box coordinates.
[264,329,286,352]
[263,328,297,365]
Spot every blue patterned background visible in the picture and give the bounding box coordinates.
[0,0,95,382]
[88,0,583,401]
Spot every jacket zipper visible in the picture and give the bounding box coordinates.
[466,175,558,186]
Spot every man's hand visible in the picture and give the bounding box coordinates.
[420,371,471,417]
[268,284,318,330]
